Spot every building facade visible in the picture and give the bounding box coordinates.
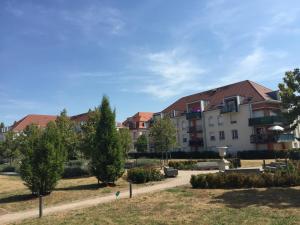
[161,80,300,153]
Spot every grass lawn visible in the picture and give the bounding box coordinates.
[0,175,131,215]
[241,159,275,168]
[14,186,300,225]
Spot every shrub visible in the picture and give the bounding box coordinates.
[190,171,300,189]
[1,165,16,172]
[62,166,90,178]
[168,160,198,170]
[190,174,207,188]
[127,167,164,184]
[128,151,219,159]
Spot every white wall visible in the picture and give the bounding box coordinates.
[171,115,190,152]
[204,104,255,152]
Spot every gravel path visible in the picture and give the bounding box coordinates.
[0,170,217,224]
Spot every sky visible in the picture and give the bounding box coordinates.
[0,0,300,125]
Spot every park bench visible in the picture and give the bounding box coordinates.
[164,166,178,177]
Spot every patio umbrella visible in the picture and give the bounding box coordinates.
[268,125,284,131]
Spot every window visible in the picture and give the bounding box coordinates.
[217,115,223,126]
[219,131,225,140]
[183,138,187,143]
[208,116,214,127]
[210,132,216,141]
[232,130,238,139]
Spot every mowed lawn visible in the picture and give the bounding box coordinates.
[0,174,130,215]
[14,186,300,225]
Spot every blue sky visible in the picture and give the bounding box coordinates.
[0,0,300,125]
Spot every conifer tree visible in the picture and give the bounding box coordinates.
[90,96,124,185]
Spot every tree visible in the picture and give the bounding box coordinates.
[80,108,101,158]
[118,128,132,157]
[0,122,4,129]
[56,109,79,160]
[135,134,148,153]
[278,68,300,130]
[20,122,66,195]
[90,96,124,185]
[149,117,177,158]
[0,130,20,165]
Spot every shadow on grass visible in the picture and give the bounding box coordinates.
[55,183,108,191]
[210,187,300,209]
[0,194,36,204]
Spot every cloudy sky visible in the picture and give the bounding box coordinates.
[0,0,299,125]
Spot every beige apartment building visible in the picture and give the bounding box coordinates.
[161,80,299,153]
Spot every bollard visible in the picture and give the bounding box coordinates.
[39,194,43,218]
[129,182,132,198]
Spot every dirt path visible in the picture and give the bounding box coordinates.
[0,170,217,225]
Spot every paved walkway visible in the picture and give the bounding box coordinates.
[0,170,217,224]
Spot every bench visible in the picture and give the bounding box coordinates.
[164,166,178,177]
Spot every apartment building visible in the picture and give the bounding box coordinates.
[161,80,300,153]
[122,112,153,151]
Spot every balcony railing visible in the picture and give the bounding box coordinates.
[248,116,284,126]
[250,134,295,144]
[220,105,238,114]
[186,111,202,120]
[187,126,203,133]
[189,138,204,147]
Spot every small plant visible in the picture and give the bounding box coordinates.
[127,167,164,184]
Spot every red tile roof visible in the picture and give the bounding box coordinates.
[162,80,275,114]
[123,112,153,128]
[11,114,57,132]
[70,113,89,123]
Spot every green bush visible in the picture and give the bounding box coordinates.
[0,165,16,172]
[127,167,164,184]
[190,171,300,189]
[168,160,197,170]
[62,166,90,178]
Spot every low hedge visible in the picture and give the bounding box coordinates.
[128,151,219,159]
[62,166,90,178]
[0,165,16,172]
[127,167,164,184]
[168,159,241,170]
[168,160,198,170]
[190,171,300,189]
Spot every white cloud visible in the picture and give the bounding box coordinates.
[220,48,288,85]
[134,48,206,99]
[62,4,125,38]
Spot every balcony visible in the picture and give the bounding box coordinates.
[186,111,202,120]
[248,116,284,126]
[187,126,203,133]
[220,104,238,114]
[189,138,204,147]
[250,134,295,144]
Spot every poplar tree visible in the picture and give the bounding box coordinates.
[90,96,124,185]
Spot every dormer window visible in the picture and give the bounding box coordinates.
[221,96,240,113]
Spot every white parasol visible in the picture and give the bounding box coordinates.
[268,125,284,131]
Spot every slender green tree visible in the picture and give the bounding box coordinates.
[20,122,66,195]
[56,109,79,160]
[278,68,300,130]
[90,96,124,185]
[135,134,148,153]
[80,108,101,158]
[0,130,20,165]
[149,116,177,156]
[118,128,132,157]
